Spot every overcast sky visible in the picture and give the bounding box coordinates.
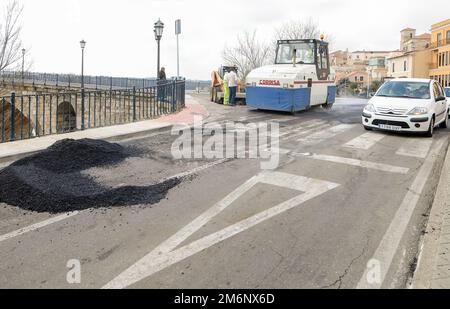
[3,0,449,80]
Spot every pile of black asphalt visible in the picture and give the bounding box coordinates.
[0,139,180,213]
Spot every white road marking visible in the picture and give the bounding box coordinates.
[165,159,230,181]
[282,124,331,141]
[0,212,79,243]
[357,138,446,289]
[292,152,410,174]
[103,172,340,289]
[396,139,433,159]
[279,120,326,138]
[344,132,386,150]
[297,124,356,145]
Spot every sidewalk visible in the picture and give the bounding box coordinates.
[413,141,450,288]
[0,95,208,163]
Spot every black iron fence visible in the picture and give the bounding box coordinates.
[0,71,158,89]
[0,80,185,143]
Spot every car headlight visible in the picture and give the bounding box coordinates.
[408,107,428,115]
[364,104,376,113]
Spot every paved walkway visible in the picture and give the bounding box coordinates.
[0,95,208,162]
[413,141,450,288]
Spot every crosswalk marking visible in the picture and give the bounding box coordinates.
[297,124,356,145]
[280,120,326,138]
[292,152,410,174]
[396,139,433,159]
[344,132,386,150]
[282,124,330,142]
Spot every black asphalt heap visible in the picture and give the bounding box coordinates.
[0,139,180,213]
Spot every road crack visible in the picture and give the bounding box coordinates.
[320,237,370,289]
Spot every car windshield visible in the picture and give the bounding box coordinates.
[276,42,315,65]
[445,88,450,97]
[376,81,431,99]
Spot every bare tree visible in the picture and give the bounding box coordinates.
[274,19,321,41]
[222,30,271,80]
[269,19,325,60]
[0,1,25,72]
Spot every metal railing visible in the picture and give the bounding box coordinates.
[0,71,158,90]
[0,80,185,143]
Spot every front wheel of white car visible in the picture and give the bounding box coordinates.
[439,111,449,129]
[425,118,435,137]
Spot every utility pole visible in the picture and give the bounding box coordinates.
[175,19,181,79]
[21,48,25,84]
[80,40,86,130]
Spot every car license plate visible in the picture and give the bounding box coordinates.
[379,124,401,131]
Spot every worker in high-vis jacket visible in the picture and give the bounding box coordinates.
[227,69,238,106]
[223,70,230,105]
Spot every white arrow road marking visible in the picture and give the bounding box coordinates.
[396,139,433,159]
[0,212,79,243]
[292,152,410,174]
[344,132,386,150]
[357,138,446,289]
[103,172,340,289]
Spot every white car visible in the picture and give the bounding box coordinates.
[445,87,450,117]
[362,79,448,137]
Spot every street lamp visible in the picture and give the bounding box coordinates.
[154,19,164,79]
[80,39,86,130]
[21,48,25,82]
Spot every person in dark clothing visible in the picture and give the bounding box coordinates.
[158,67,167,102]
[159,67,167,81]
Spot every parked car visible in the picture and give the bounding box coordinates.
[445,87,450,117]
[362,79,448,137]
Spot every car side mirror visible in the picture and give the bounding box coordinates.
[436,96,446,102]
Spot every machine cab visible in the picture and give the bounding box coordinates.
[275,39,331,81]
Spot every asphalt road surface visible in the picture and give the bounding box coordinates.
[0,95,449,289]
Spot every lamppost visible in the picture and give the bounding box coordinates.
[154,19,164,79]
[21,48,25,83]
[80,40,86,130]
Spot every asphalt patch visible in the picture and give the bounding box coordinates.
[0,139,181,213]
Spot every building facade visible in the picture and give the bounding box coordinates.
[429,19,450,87]
[387,28,431,79]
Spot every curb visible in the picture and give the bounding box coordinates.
[412,139,450,289]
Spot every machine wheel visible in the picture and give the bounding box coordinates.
[439,111,449,129]
[425,118,435,137]
[322,103,333,110]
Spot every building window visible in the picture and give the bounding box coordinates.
[392,63,395,73]
[447,30,450,44]
[355,77,358,82]
[360,76,364,82]
[404,60,407,71]
[437,33,442,46]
